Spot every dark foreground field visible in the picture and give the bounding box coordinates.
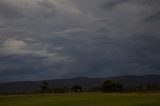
[0,93,160,106]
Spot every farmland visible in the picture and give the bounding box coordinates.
[0,93,160,106]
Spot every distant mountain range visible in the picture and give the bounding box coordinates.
[0,75,160,94]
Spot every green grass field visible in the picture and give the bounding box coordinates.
[0,93,160,106]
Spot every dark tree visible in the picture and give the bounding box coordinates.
[40,80,50,93]
[146,84,159,91]
[72,85,82,93]
[114,82,124,92]
[136,85,144,91]
[102,80,123,92]
[102,80,114,92]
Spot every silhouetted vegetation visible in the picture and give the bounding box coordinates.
[40,81,50,93]
[72,85,82,93]
[102,80,123,92]
[37,80,160,94]
[52,86,70,93]
[1,76,160,95]
[125,84,160,92]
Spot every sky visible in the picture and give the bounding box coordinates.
[0,0,160,82]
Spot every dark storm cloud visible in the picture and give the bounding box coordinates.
[101,0,160,11]
[0,0,160,82]
[144,11,160,22]
[101,0,129,10]
[0,1,23,19]
[36,0,57,18]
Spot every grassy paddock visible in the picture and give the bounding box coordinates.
[0,93,160,106]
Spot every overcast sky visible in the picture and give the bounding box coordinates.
[0,0,160,82]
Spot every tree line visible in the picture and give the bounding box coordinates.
[39,81,82,93]
[39,80,160,93]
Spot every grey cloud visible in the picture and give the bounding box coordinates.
[0,0,160,82]
[101,0,160,11]
[0,1,23,19]
[37,0,55,10]
[101,0,129,10]
[35,0,57,18]
[144,11,160,22]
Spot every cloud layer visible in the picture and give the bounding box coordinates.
[0,0,160,82]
